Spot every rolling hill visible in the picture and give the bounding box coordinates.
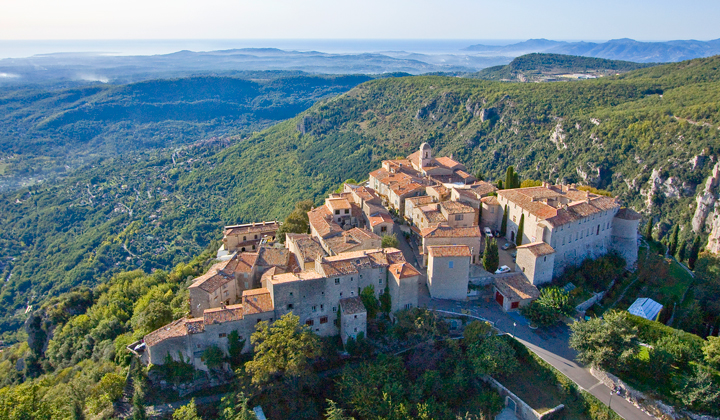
[2,56,720,339]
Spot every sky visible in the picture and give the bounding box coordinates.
[2,0,719,41]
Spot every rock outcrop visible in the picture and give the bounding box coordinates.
[549,123,567,150]
[691,161,720,233]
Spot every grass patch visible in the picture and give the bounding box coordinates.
[495,364,562,413]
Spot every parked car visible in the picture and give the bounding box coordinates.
[501,242,515,250]
[495,265,511,274]
[483,227,493,237]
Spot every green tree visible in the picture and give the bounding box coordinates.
[673,365,720,413]
[483,238,499,273]
[516,214,524,246]
[668,225,680,256]
[381,234,399,249]
[689,236,701,270]
[173,399,202,420]
[220,393,255,420]
[569,310,638,370]
[644,217,654,241]
[520,179,542,188]
[469,336,519,376]
[360,285,380,320]
[380,279,392,315]
[277,199,314,243]
[500,205,508,236]
[703,336,720,370]
[475,171,484,181]
[245,313,321,386]
[497,180,504,190]
[202,346,225,370]
[227,331,246,366]
[505,166,515,190]
[520,287,575,327]
[325,400,355,420]
[677,240,687,262]
[335,179,359,193]
[463,320,493,346]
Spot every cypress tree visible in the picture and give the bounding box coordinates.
[483,238,499,273]
[506,166,515,190]
[669,225,679,256]
[513,172,520,189]
[497,180,504,190]
[644,217,653,241]
[516,213,525,246]
[677,240,687,262]
[500,205,508,236]
[688,236,701,270]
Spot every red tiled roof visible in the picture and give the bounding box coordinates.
[517,242,556,257]
[287,234,326,263]
[428,245,472,258]
[439,200,475,215]
[189,261,234,293]
[340,296,366,315]
[494,274,540,301]
[242,289,274,315]
[481,196,500,206]
[308,205,343,238]
[420,224,482,238]
[234,252,258,274]
[469,181,498,196]
[224,221,279,237]
[368,213,394,227]
[204,304,244,324]
[144,318,190,347]
[389,262,421,279]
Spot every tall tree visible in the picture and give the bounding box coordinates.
[644,216,654,241]
[483,238,499,273]
[381,234,399,249]
[360,286,380,320]
[173,399,202,420]
[677,240,687,262]
[505,166,515,190]
[500,205,508,236]
[380,278,392,315]
[325,400,355,420]
[688,236,701,270]
[669,225,680,256]
[516,214,525,246]
[245,313,321,386]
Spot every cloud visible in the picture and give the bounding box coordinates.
[76,74,109,83]
[0,73,20,78]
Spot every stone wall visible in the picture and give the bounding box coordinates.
[427,254,470,300]
[482,376,565,420]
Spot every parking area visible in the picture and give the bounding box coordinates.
[496,238,517,273]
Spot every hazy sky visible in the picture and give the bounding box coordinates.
[2,0,719,41]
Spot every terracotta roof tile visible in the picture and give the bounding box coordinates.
[420,225,481,238]
[144,318,190,347]
[469,181,498,196]
[516,242,556,257]
[368,213,394,227]
[204,304,244,324]
[615,207,642,220]
[389,262,421,279]
[288,234,327,263]
[435,156,464,170]
[340,296,366,315]
[481,196,500,206]
[256,247,291,268]
[439,200,475,215]
[494,274,540,301]
[428,245,472,258]
[224,221,279,237]
[188,262,234,293]
[308,205,343,238]
[242,289,274,315]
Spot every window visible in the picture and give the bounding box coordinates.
[350,277,353,282]
[354,327,358,332]
[287,304,293,309]
[344,209,349,214]
[335,210,340,215]
[340,292,343,297]
[354,315,357,319]
[254,235,258,239]
[306,319,314,326]
[449,261,454,269]
[381,226,387,232]
[490,207,495,214]
[243,236,246,241]
[320,304,324,311]
[543,256,547,262]
[289,292,293,297]
[405,303,412,309]
[252,245,256,250]
[312,305,317,312]
[379,278,383,284]
[455,214,463,221]
[335,278,340,285]
[219,333,227,338]
[224,290,229,297]
[513,216,516,222]
[332,306,337,312]
[511,301,519,309]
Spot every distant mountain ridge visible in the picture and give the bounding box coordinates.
[464,38,720,63]
[470,53,655,82]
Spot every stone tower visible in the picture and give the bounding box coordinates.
[419,142,432,167]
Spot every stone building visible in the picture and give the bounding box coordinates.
[404,195,435,223]
[426,245,471,300]
[515,242,555,286]
[485,184,641,284]
[143,247,419,369]
[419,225,482,266]
[222,221,279,253]
[339,296,367,344]
[493,274,541,312]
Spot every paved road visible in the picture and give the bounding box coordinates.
[419,287,655,420]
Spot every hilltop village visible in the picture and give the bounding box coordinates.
[137,143,641,370]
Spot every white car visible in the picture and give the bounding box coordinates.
[483,227,493,237]
[495,265,511,274]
